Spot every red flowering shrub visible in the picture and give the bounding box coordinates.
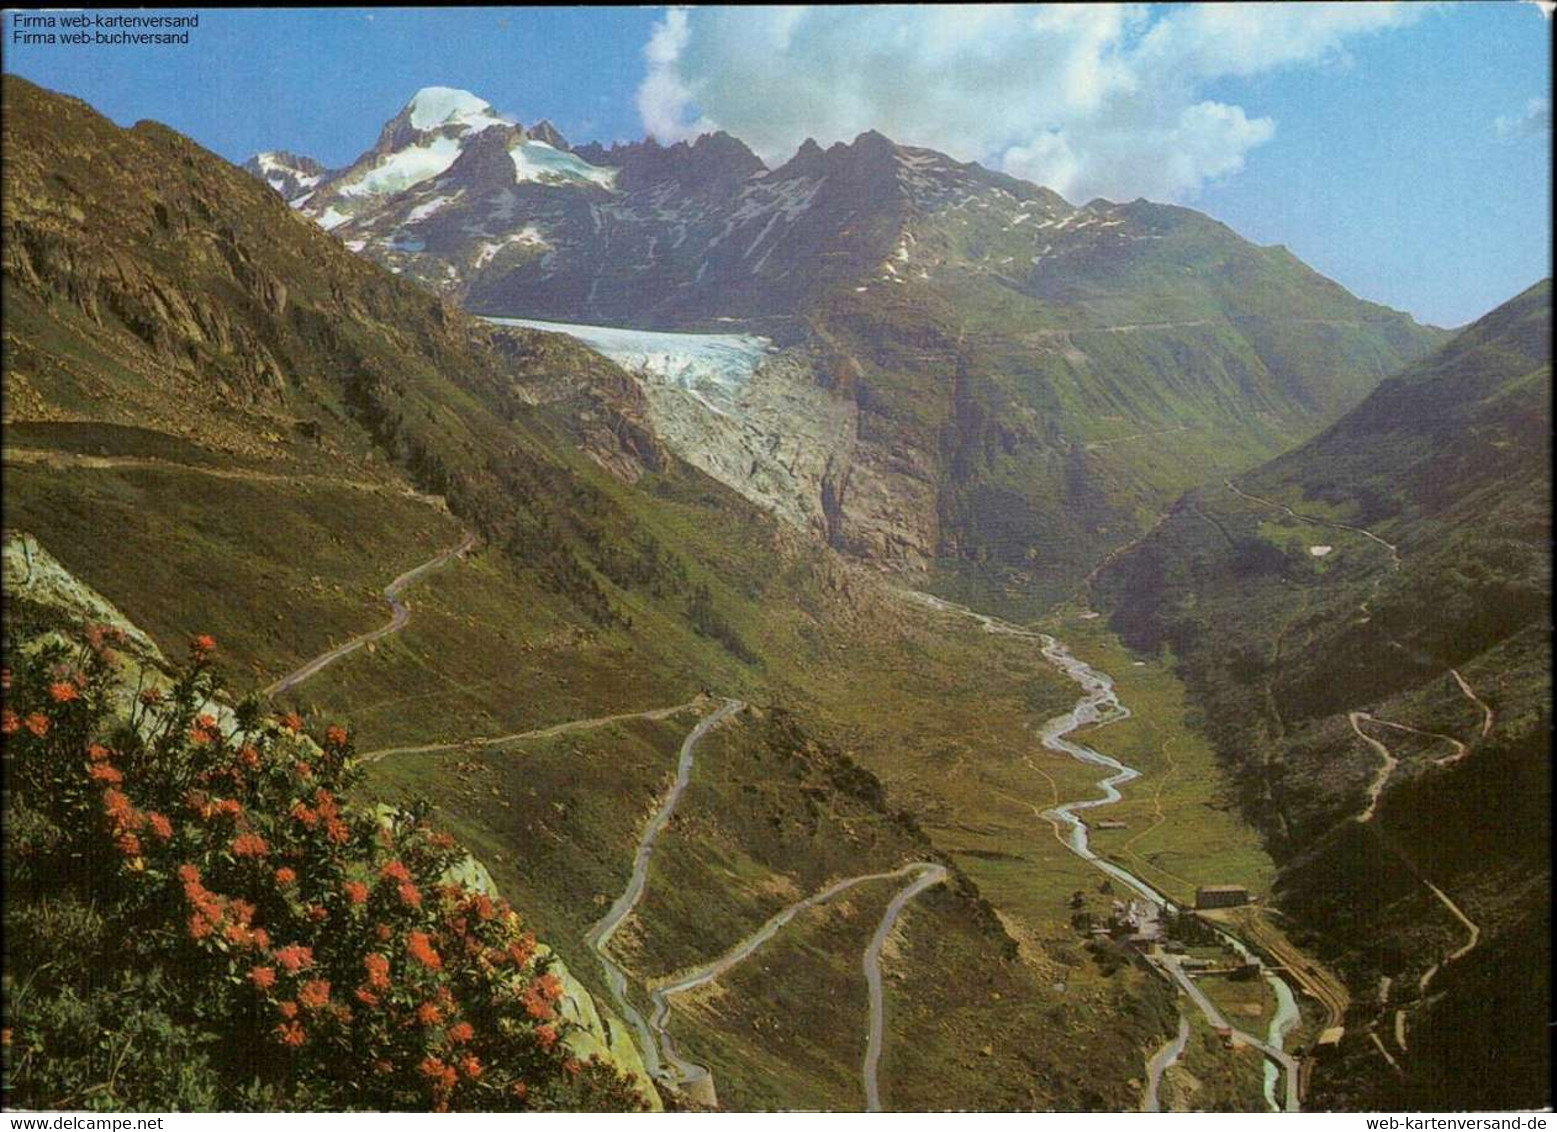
[2,631,646,1112]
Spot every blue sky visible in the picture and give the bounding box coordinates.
[4,4,1550,327]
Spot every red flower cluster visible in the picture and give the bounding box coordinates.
[0,631,648,1112]
[189,714,221,746]
[406,931,442,971]
[231,832,270,858]
[274,944,315,974]
[298,979,332,1011]
[182,865,265,947]
[363,953,391,989]
[103,785,147,859]
[522,975,563,1022]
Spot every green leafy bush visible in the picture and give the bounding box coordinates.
[2,631,646,1112]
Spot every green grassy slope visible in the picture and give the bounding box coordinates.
[1092,280,1552,1109]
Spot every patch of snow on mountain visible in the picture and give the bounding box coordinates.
[485,317,772,413]
[337,137,464,199]
[407,87,512,133]
[255,153,323,194]
[729,177,822,223]
[317,207,350,231]
[472,226,550,268]
[509,141,617,189]
[406,195,455,223]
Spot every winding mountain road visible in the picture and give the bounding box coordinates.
[862,863,950,1111]
[584,698,745,1082]
[3,447,450,511]
[1450,669,1495,739]
[356,699,704,764]
[1142,1015,1190,1112]
[1423,880,1481,966]
[1360,714,1468,767]
[1159,953,1301,1113]
[1349,712,1400,824]
[644,861,948,1108]
[1223,471,1500,1072]
[1223,478,1400,565]
[1352,720,1483,1054]
[263,531,477,698]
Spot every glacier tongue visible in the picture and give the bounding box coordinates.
[484,317,772,414]
[480,315,932,568]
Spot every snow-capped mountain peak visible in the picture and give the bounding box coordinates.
[264,87,621,256]
[242,150,330,207]
[404,86,513,134]
[268,86,596,232]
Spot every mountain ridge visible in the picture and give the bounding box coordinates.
[240,85,1444,611]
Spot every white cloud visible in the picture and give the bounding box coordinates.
[1495,96,1552,141]
[1522,0,1554,20]
[637,7,718,144]
[635,3,1431,203]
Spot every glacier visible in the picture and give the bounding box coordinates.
[508,141,618,191]
[484,317,772,414]
[338,136,464,199]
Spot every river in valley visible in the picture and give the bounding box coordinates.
[904,592,1303,1112]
